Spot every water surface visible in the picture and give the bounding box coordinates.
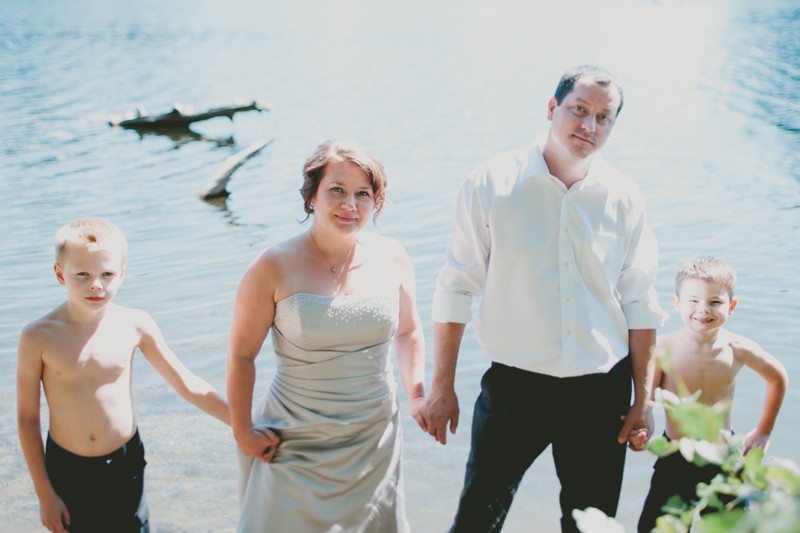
[1,1,798,531]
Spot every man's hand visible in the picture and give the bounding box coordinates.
[618,403,652,451]
[422,386,459,445]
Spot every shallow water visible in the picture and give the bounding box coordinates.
[1,0,798,531]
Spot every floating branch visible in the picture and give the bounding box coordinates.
[200,137,274,200]
[109,100,270,130]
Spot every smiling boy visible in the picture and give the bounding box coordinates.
[17,217,231,533]
[637,256,788,532]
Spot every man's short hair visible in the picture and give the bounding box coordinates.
[553,65,624,117]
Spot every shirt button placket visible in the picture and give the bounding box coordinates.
[559,198,578,370]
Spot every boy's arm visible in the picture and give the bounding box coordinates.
[731,338,788,454]
[17,327,71,533]
[136,312,230,425]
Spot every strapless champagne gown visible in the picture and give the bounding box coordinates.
[236,292,409,533]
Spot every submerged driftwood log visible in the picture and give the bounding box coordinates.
[200,137,274,200]
[109,101,269,129]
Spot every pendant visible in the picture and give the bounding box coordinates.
[330,266,337,274]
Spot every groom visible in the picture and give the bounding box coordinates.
[422,65,666,532]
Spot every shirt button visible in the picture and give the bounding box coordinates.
[564,261,569,268]
[566,330,572,336]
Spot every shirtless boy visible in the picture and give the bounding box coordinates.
[637,256,788,532]
[17,217,234,533]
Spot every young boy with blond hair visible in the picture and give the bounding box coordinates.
[637,256,788,532]
[17,217,231,533]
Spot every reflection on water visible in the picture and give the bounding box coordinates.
[0,0,798,531]
[711,3,800,183]
[725,6,800,134]
[120,126,236,148]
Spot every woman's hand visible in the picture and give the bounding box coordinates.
[236,426,281,463]
[408,394,428,432]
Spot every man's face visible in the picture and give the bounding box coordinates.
[547,76,621,160]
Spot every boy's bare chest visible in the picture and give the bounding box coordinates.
[671,347,741,402]
[44,321,140,381]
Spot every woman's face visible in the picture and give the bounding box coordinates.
[311,161,375,234]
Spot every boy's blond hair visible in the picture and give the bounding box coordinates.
[675,256,736,299]
[54,217,128,264]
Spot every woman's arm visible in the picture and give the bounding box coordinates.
[225,251,281,461]
[392,242,427,431]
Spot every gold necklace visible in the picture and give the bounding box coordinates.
[310,232,354,275]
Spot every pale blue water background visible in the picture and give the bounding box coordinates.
[1,0,798,531]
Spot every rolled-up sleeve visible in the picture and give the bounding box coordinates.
[618,207,668,329]
[432,174,492,324]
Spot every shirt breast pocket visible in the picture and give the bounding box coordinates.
[581,231,625,289]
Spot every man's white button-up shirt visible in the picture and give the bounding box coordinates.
[432,142,667,377]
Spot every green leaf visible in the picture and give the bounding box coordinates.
[668,402,725,442]
[744,448,765,469]
[572,507,625,533]
[679,438,695,463]
[721,450,744,474]
[764,463,800,493]
[654,347,674,373]
[694,440,727,466]
[743,449,769,490]
[701,491,726,512]
[695,508,747,533]
[658,388,682,406]
[653,513,689,533]
[647,435,680,457]
[662,494,691,516]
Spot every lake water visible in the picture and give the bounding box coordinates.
[1,0,798,531]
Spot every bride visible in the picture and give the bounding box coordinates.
[226,139,427,532]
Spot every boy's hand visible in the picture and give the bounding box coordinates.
[254,427,281,462]
[619,406,653,451]
[236,427,281,463]
[743,428,771,455]
[626,428,649,451]
[40,491,70,533]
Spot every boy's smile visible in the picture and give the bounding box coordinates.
[673,278,737,332]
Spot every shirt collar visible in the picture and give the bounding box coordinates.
[528,136,604,192]
[523,140,549,180]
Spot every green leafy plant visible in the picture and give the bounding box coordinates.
[645,349,800,533]
[575,349,799,533]
[645,396,799,532]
